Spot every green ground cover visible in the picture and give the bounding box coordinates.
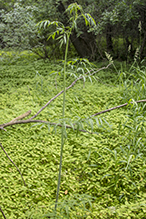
[0,56,146,218]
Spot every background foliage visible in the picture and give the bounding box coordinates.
[0,0,146,60]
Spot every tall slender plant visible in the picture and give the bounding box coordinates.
[37,2,96,212]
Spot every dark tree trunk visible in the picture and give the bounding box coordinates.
[56,0,97,61]
[140,31,146,59]
[106,23,113,52]
[136,3,146,59]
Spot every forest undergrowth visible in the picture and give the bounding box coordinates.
[0,54,146,218]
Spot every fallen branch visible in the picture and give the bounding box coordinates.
[1,100,146,131]
[0,142,26,186]
[0,119,95,134]
[1,63,145,132]
[0,110,31,129]
[0,206,6,219]
[0,64,111,131]
[91,99,146,117]
[30,63,112,119]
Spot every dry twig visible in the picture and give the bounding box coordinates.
[0,206,6,219]
[91,99,146,117]
[0,142,26,186]
[0,100,146,132]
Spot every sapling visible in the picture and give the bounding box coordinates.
[37,2,96,212]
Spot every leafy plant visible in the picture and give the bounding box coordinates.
[37,2,97,214]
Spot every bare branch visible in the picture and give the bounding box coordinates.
[1,64,112,130]
[0,99,146,134]
[0,119,94,134]
[1,64,145,134]
[29,90,64,120]
[30,63,112,119]
[0,100,146,132]
[0,142,26,186]
[91,99,146,117]
[0,206,6,219]
[0,110,31,129]
[0,63,111,133]
[11,110,31,122]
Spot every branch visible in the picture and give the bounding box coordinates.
[1,99,146,132]
[0,110,31,129]
[91,99,146,117]
[30,63,112,119]
[0,63,110,132]
[2,65,146,133]
[0,206,6,219]
[1,64,112,130]
[0,142,26,186]
[0,119,94,134]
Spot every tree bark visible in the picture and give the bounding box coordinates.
[106,23,113,52]
[56,0,97,61]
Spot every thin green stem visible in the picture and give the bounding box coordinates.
[55,34,70,211]
[62,34,69,118]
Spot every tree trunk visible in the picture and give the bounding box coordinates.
[56,0,97,61]
[106,23,113,52]
[140,30,146,59]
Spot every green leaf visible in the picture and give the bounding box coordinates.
[89,118,94,131]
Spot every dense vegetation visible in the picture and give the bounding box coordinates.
[0,1,146,218]
[0,0,146,61]
[0,50,146,218]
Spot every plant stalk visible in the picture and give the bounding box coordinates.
[55,34,69,211]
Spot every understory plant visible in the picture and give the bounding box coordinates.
[100,50,146,203]
[37,2,96,216]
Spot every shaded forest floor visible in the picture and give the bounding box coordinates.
[0,56,146,218]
